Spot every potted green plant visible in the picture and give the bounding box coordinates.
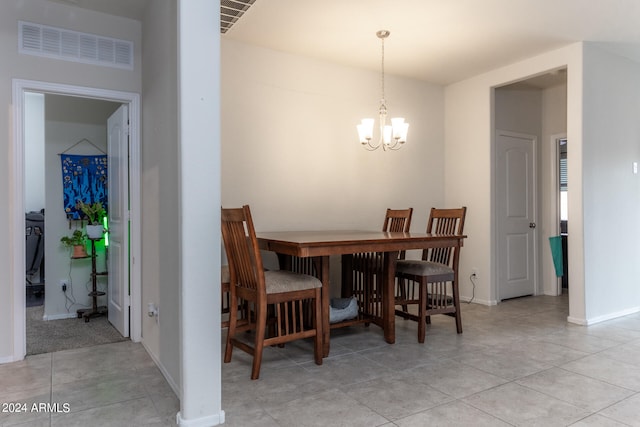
[77,201,107,239]
[60,229,88,258]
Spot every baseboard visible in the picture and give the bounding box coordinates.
[566,316,587,325]
[176,411,225,427]
[460,296,497,306]
[573,306,640,326]
[0,354,23,364]
[42,312,78,321]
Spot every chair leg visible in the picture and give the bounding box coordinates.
[251,304,268,380]
[224,295,237,363]
[418,280,427,343]
[313,289,323,366]
[398,276,409,313]
[425,282,431,324]
[453,280,463,334]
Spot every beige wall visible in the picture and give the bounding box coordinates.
[139,0,180,391]
[495,87,542,136]
[582,45,640,321]
[0,0,141,361]
[221,39,446,294]
[221,38,444,236]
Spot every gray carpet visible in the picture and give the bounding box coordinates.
[26,305,128,355]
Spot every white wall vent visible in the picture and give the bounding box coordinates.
[19,21,133,70]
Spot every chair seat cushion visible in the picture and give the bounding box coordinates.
[395,260,454,279]
[265,270,322,294]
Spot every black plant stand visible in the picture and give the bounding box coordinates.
[76,238,108,322]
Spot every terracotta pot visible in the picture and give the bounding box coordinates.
[72,244,88,258]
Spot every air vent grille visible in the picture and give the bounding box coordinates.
[221,0,256,34]
[19,21,133,70]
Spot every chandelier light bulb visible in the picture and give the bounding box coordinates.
[357,118,374,144]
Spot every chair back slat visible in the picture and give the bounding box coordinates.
[288,256,317,277]
[423,207,467,266]
[221,206,265,294]
[383,208,413,233]
[383,208,413,259]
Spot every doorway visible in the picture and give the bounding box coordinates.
[12,79,142,361]
[493,69,568,303]
[24,94,124,353]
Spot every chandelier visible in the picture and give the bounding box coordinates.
[357,30,409,151]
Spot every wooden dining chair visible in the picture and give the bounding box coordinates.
[395,207,466,343]
[221,205,323,379]
[221,265,231,328]
[345,208,413,322]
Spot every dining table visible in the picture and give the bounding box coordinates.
[256,230,466,357]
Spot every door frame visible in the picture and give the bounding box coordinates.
[11,79,142,360]
[494,129,539,301]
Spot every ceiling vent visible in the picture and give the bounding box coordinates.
[19,21,133,70]
[221,0,256,34]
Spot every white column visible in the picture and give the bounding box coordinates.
[177,0,224,426]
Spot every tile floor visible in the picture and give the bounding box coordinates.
[0,340,179,427]
[4,294,640,426]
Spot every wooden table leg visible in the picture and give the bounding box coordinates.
[382,251,398,344]
[313,256,331,357]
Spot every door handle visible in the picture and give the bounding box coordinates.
[529,222,536,229]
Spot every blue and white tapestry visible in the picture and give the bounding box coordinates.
[61,154,108,220]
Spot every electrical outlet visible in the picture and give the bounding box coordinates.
[59,279,68,292]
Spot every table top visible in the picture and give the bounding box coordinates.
[257,230,466,257]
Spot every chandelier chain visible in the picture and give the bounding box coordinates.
[380,35,385,104]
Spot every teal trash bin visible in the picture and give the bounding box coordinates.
[548,236,563,277]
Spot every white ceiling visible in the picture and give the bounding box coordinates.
[47,0,149,20]
[50,0,640,85]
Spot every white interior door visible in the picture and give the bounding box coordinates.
[496,130,537,300]
[107,104,130,336]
